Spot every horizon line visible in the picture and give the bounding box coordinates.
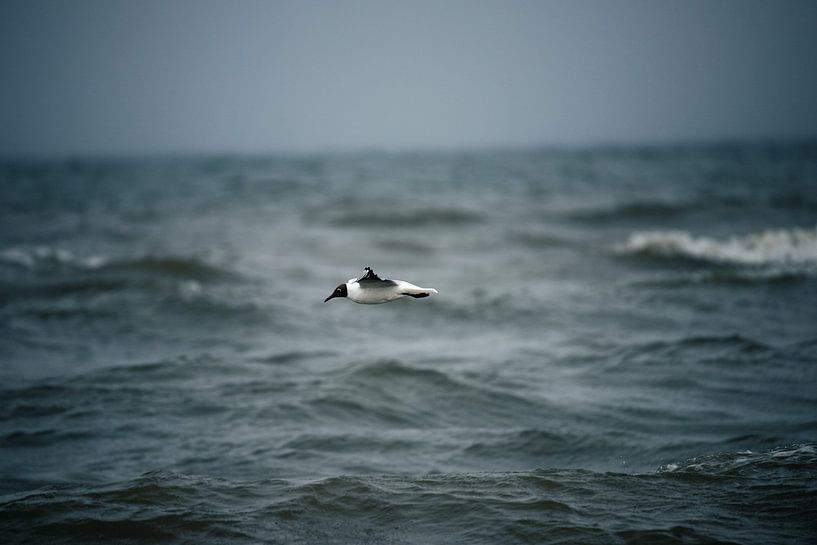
[3,134,817,161]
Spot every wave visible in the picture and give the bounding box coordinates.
[616,226,817,267]
[566,192,817,225]
[339,359,543,415]
[631,269,813,287]
[566,199,691,223]
[628,333,772,356]
[461,428,604,461]
[0,246,105,270]
[2,444,815,545]
[0,429,94,448]
[593,334,783,379]
[251,350,337,366]
[308,204,484,228]
[298,359,550,430]
[0,246,237,281]
[658,443,817,477]
[97,256,237,282]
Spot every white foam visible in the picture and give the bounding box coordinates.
[0,246,108,269]
[616,225,817,266]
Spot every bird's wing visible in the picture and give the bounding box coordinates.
[395,280,437,295]
[357,267,383,282]
[356,267,398,288]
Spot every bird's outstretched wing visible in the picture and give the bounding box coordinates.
[358,266,383,282]
[356,267,397,287]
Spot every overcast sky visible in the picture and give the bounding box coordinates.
[2,0,817,155]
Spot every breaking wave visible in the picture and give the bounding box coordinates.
[658,443,817,476]
[616,226,817,267]
[0,246,237,281]
[0,246,105,270]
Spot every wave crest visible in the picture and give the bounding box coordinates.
[0,246,237,281]
[659,443,817,476]
[0,246,105,270]
[616,226,817,267]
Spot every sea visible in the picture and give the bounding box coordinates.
[1,142,816,544]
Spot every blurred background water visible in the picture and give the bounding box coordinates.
[1,142,816,544]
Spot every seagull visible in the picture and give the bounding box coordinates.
[324,267,438,304]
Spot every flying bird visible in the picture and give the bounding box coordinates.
[324,267,438,304]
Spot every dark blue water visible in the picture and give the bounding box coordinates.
[1,143,816,544]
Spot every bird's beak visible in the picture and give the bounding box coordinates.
[324,293,336,303]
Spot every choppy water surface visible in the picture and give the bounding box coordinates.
[1,143,816,543]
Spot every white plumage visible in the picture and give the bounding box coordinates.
[325,267,438,305]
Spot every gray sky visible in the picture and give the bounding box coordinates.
[2,0,817,155]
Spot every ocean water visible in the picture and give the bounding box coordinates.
[1,143,816,544]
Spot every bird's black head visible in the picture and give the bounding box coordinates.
[324,283,348,303]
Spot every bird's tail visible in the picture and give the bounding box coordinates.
[401,287,438,298]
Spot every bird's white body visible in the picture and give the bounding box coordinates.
[324,267,438,305]
[346,278,438,304]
